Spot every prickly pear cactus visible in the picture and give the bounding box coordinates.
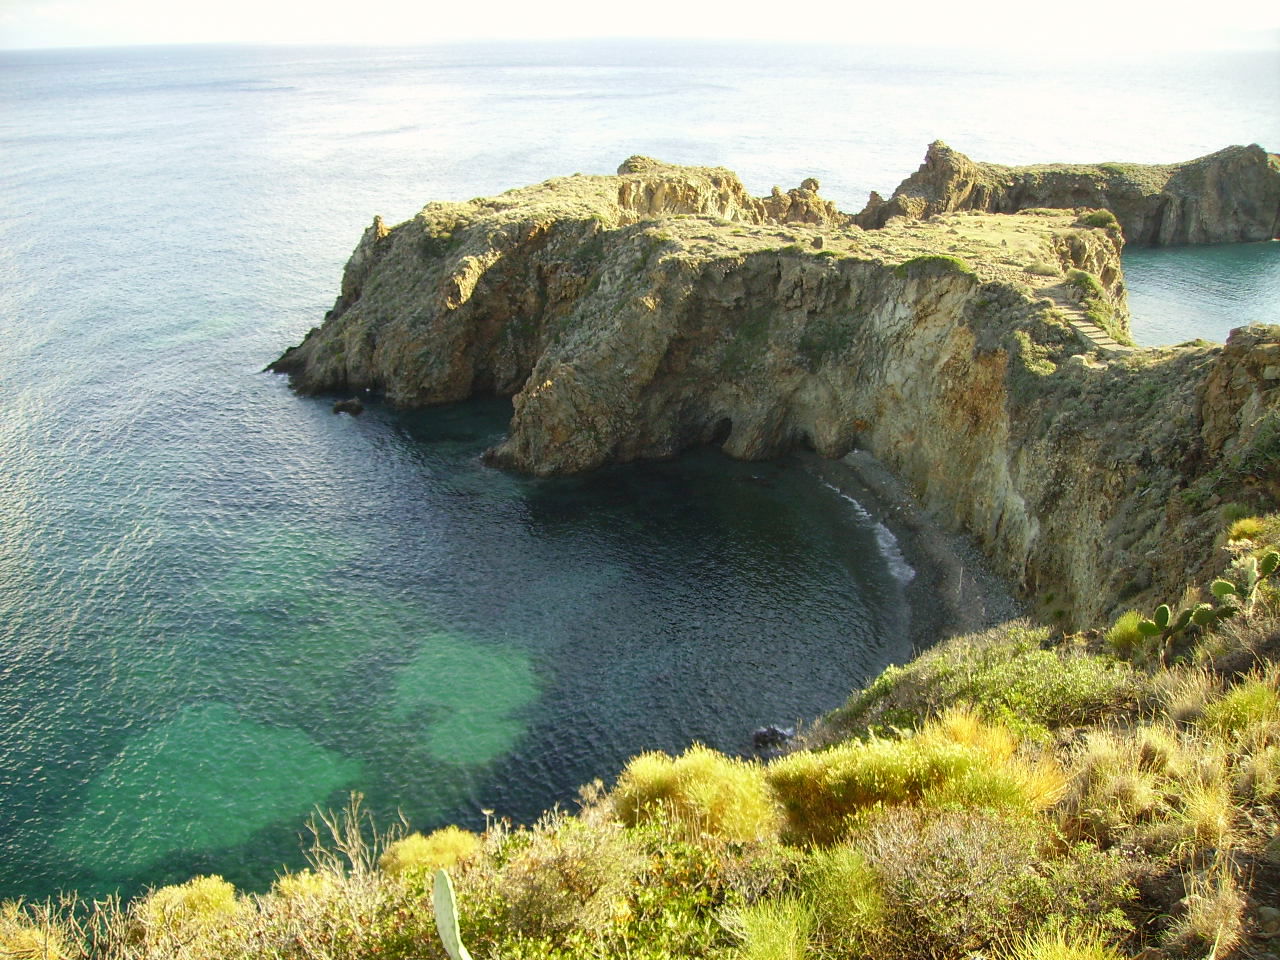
[1260,550,1279,578]
[433,869,474,960]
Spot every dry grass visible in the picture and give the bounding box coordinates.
[1150,666,1221,726]
[1164,864,1246,958]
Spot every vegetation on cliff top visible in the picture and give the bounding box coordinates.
[6,514,1280,960]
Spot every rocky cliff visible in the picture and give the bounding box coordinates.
[271,157,1279,625]
[856,141,1280,245]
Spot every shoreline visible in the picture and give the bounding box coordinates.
[804,448,1024,660]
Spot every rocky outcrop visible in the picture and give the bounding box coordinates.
[271,158,1278,625]
[856,141,1280,245]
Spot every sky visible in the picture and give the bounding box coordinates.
[1,0,1278,50]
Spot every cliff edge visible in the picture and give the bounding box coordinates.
[270,157,1279,625]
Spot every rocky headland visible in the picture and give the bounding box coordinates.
[271,150,1280,626]
[856,140,1280,245]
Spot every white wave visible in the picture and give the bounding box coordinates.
[821,480,916,585]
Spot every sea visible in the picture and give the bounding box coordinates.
[0,40,1277,901]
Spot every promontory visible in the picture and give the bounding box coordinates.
[270,146,1280,627]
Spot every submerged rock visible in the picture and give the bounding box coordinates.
[271,155,1278,625]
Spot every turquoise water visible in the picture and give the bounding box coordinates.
[1124,242,1280,346]
[0,41,1276,900]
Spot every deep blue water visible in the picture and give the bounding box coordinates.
[0,41,1276,900]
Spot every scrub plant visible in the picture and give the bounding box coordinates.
[379,826,482,880]
[720,898,812,960]
[611,744,780,842]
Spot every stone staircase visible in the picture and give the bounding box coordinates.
[1043,291,1135,357]
[975,263,1135,357]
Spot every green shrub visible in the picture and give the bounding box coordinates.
[1076,210,1119,229]
[1200,675,1280,738]
[766,711,1060,844]
[1104,610,1146,658]
[611,744,779,842]
[0,902,68,960]
[1066,269,1105,297]
[1226,515,1265,542]
[802,845,884,957]
[1003,924,1127,960]
[463,815,645,945]
[137,875,242,954]
[721,897,812,960]
[893,255,974,279]
[830,621,1139,739]
[1026,260,1062,277]
[1219,502,1254,525]
[854,809,1133,960]
[379,826,482,879]
[271,867,338,900]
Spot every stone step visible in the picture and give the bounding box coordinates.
[1068,320,1134,354]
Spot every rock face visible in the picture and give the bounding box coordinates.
[855,141,1280,245]
[271,158,1279,625]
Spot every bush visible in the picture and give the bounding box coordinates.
[1066,269,1105,297]
[1163,866,1244,955]
[801,845,884,957]
[1226,515,1265,541]
[137,875,242,955]
[854,809,1133,960]
[0,902,68,960]
[1104,611,1146,658]
[767,709,1061,844]
[1058,730,1163,846]
[1076,210,1119,229]
[611,744,779,842]
[892,255,974,279]
[829,621,1139,739]
[1003,924,1127,960]
[1026,260,1062,277]
[461,814,646,945]
[1236,743,1280,800]
[379,826,482,879]
[720,898,812,960]
[1200,673,1280,738]
[271,867,338,900]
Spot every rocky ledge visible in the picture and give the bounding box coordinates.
[271,154,1279,625]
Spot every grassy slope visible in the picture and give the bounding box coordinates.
[6,522,1280,960]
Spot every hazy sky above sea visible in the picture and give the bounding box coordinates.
[2,0,1278,50]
